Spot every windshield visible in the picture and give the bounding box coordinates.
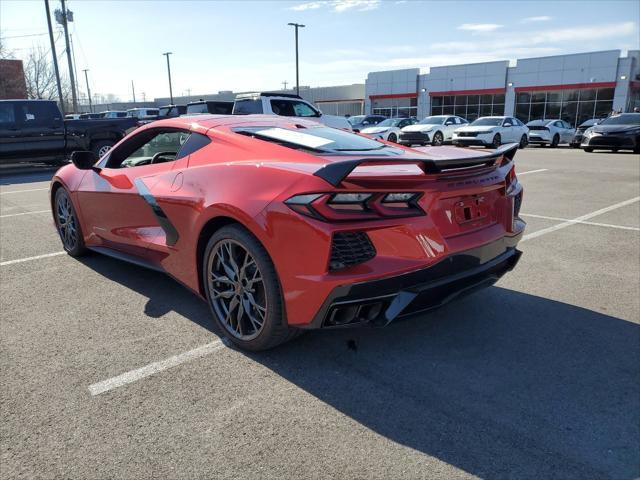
[418,116,445,125]
[376,118,402,127]
[471,117,503,126]
[235,125,403,153]
[347,115,365,125]
[599,114,640,126]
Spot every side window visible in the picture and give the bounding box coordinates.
[271,100,318,118]
[0,103,16,128]
[399,119,410,128]
[106,129,192,168]
[446,117,455,125]
[186,104,208,114]
[18,102,61,127]
[233,99,263,115]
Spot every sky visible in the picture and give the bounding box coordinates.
[1,0,639,102]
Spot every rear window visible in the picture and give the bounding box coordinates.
[233,99,263,115]
[234,125,403,154]
[186,103,208,114]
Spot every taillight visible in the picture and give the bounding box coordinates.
[506,165,517,192]
[285,192,423,221]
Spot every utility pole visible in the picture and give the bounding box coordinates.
[162,52,174,104]
[131,80,136,103]
[59,0,78,112]
[287,23,305,96]
[69,33,81,107]
[282,80,288,90]
[83,69,92,112]
[44,0,64,112]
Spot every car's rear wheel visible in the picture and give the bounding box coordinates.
[387,133,397,143]
[92,140,115,158]
[431,131,444,146]
[54,188,87,257]
[519,135,528,149]
[550,134,559,148]
[203,225,298,351]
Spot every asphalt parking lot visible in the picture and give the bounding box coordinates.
[1,147,639,479]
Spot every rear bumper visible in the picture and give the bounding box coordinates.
[304,233,523,329]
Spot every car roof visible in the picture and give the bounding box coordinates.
[527,119,561,125]
[140,114,324,132]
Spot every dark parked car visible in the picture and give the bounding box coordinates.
[186,100,234,115]
[581,113,640,153]
[347,115,387,132]
[570,118,599,148]
[158,104,186,119]
[79,113,102,119]
[0,99,138,165]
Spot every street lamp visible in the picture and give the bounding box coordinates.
[287,23,305,96]
[162,52,174,104]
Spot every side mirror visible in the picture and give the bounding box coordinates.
[504,123,512,127]
[445,121,453,126]
[71,150,98,170]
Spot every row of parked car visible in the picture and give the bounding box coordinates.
[349,113,640,153]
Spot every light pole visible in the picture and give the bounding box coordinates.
[44,0,64,112]
[83,69,92,113]
[162,52,174,104]
[287,23,305,96]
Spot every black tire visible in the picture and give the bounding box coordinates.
[611,148,619,153]
[570,143,579,148]
[550,134,559,148]
[54,188,87,257]
[519,135,528,149]
[387,133,397,143]
[202,224,299,351]
[431,131,444,146]
[92,140,115,159]
[45,158,68,167]
[491,133,501,149]
[583,147,594,153]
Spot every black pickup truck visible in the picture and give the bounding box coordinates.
[0,99,139,165]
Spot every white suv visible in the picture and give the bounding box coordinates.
[232,93,352,130]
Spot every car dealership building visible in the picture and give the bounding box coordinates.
[151,49,640,128]
[365,49,640,127]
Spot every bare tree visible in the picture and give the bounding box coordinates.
[24,46,60,100]
[0,38,14,59]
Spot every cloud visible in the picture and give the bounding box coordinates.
[522,16,552,22]
[457,23,503,33]
[288,0,380,12]
[289,1,324,11]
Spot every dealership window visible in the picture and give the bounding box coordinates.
[515,88,614,127]
[430,94,504,122]
[371,97,417,118]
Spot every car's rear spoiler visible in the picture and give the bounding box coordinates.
[313,143,518,187]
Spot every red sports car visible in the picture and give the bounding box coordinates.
[50,115,524,350]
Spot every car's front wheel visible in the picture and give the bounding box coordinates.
[491,133,501,148]
[54,188,87,257]
[583,147,594,152]
[431,131,444,146]
[203,225,298,351]
[387,133,397,143]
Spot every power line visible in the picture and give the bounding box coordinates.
[0,32,49,40]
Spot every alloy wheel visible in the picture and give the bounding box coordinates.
[56,193,78,251]
[432,131,443,146]
[98,145,112,157]
[207,239,267,340]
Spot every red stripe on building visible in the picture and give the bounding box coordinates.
[428,87,505,97]
[514,82,616,92]
[369,93,417,100]
[315,98,364,103]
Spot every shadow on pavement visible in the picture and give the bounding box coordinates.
[0,166,58,186]
[79,253,640,479]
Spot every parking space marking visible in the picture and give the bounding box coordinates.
[0,188,49,195]
[88,339,228,396]
[0,210,50,218]
[0,251,65,266]
[522,197,640,242]
[521,213,640,232]
[518,168,548,176]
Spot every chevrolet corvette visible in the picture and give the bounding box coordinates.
[50,115,525,350]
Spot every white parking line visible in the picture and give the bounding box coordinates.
[0,210,50,218]
[518,168,548,175]
[522,197,640,241]
[0,188,49,195]
[521,213,640,232]
[0,251,65,266]
[88,339,228,396]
